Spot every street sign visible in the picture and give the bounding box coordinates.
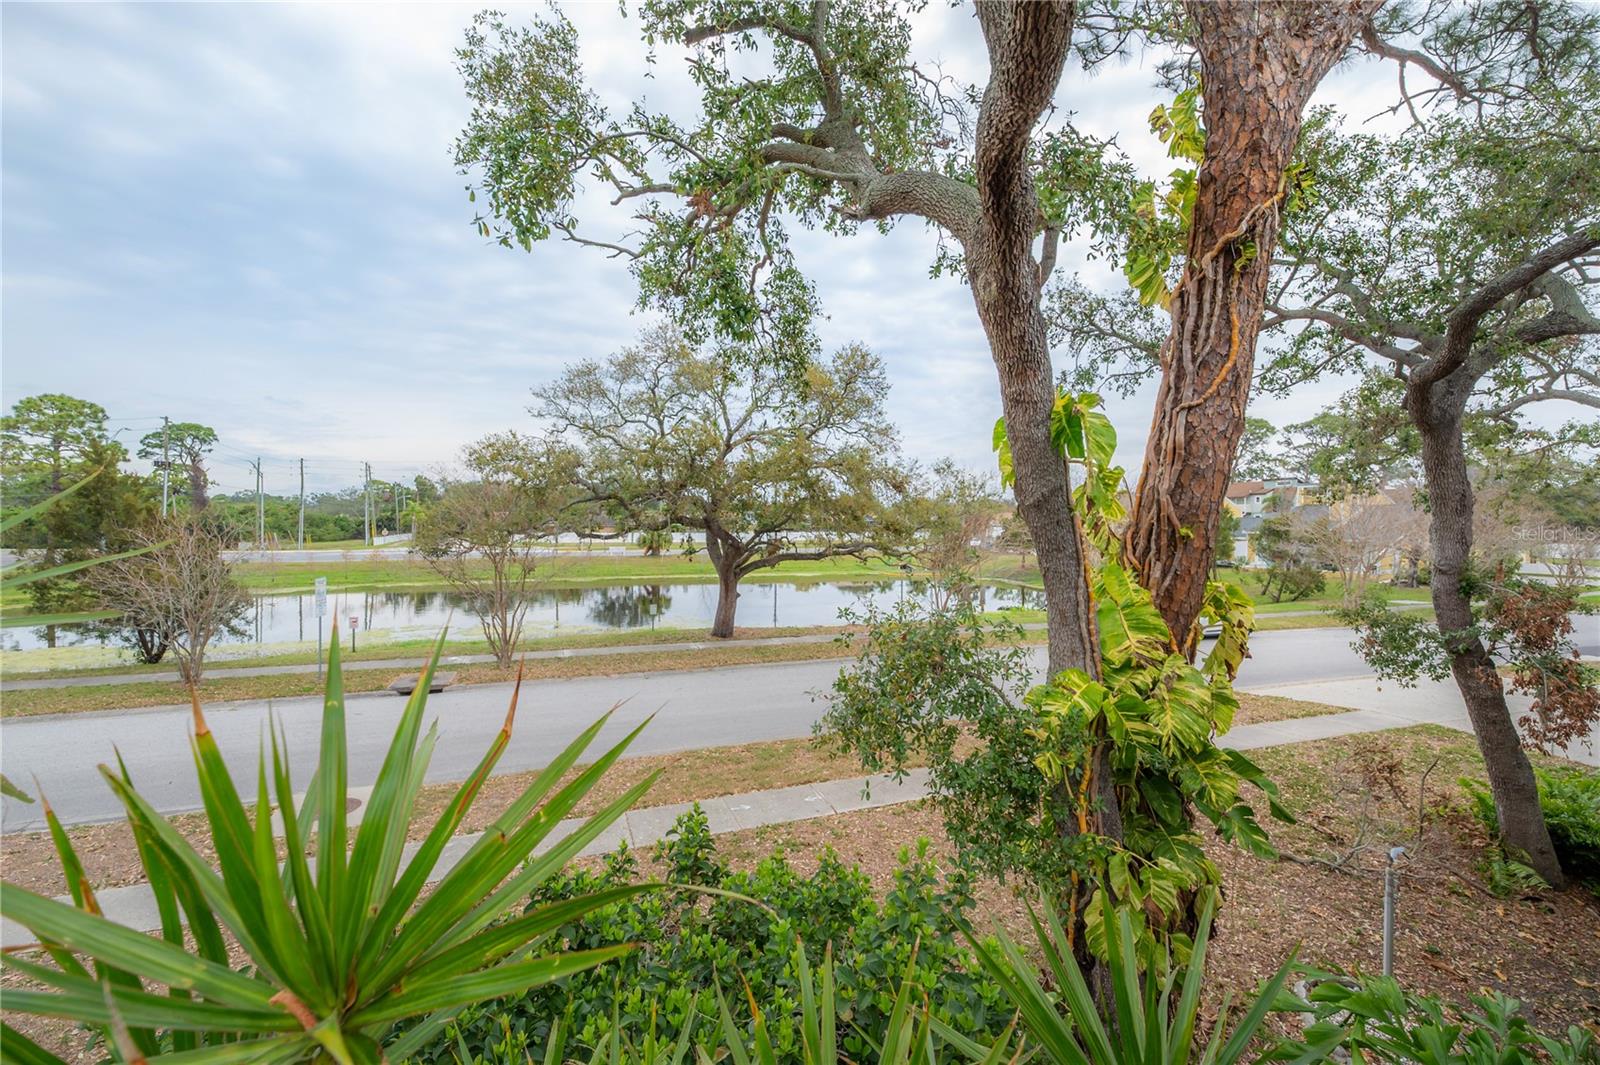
[349,616,359,631]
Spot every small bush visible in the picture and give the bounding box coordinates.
[418,807,1007,1064]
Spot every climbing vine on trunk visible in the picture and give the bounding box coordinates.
[826,397,1285,963]
[1126,2,1376,648]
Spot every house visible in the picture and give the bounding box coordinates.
[1224,477,1318,517]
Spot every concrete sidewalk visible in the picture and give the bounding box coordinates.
[1247,674,1599,766]
[0,769,931,949]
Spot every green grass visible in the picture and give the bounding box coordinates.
[2,624,852,681]
[979,554,1442,614]
[1,635,1051,718]
[233,554,916,595]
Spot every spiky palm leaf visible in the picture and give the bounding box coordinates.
[2,629,654,1063]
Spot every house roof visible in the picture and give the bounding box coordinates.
[1225,480,1266,500]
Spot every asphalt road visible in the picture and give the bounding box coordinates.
[4,622,1594,832]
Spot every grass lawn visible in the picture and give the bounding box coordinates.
[2,624,853,681]
[980,553,1441,614]
[233,554,915,595]
[0,637,886,717]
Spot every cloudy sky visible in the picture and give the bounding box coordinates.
[2,3,1401,496]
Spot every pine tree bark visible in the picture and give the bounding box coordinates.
[1128,1,1376,646]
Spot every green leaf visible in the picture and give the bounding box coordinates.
[351,946,634,1027]
[0,885,278,1008]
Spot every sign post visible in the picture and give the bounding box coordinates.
[313,578,328,679]
[349,615,360,653]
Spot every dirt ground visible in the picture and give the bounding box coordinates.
[7,719,1593,1061]
[702,726,1600,1036]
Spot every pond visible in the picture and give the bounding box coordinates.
[0,580,1044,653]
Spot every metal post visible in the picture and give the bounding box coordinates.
[1382,846,1405,976]
[159,416,170,517]
[298,458,305,550]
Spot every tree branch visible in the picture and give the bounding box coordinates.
[1413,225,1600,389]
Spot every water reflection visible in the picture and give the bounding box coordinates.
[2,578,1046,654]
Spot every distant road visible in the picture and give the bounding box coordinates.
[0,625,1497,832]
[222,547,418,562]
[220,547,650,563]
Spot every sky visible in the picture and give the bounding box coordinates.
[2,2,1405,497]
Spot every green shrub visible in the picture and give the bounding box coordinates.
[1299,975,1599,1065]
[1463,766,1600,888]
[419,808,1008,1064]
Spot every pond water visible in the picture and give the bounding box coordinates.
[1,580,1043,653]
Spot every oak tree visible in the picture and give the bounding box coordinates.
[534,327,907,638]
[456,0,1104,680]
[1256,26,1600,883]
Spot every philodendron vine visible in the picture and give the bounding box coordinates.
[996,390,1288,958]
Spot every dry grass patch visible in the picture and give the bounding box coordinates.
[0,736,889,896]
[0,640,861,718]
[1231,692,1353,725]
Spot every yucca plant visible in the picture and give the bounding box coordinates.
[0,630,659,1063]
[964,892,1340,1065]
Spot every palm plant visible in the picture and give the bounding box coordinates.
[1,631,658,1063]
[964,893,1340,1065]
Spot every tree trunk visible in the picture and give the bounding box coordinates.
[1128,1,1373,647]
[133,626,168,664]
[968,4,1124,916]
[1413,379,1564,887]
[189,462,209,510]
[710,561,740,639]
[970,0,1098,684]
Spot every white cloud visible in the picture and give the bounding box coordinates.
[0,2,1501,496]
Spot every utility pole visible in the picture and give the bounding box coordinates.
[159,416,171,517]
[247,458,264,547]
[363,462,373,545]
[394,484,401,535]
[298,458,306,550]
[255,459,265,546]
